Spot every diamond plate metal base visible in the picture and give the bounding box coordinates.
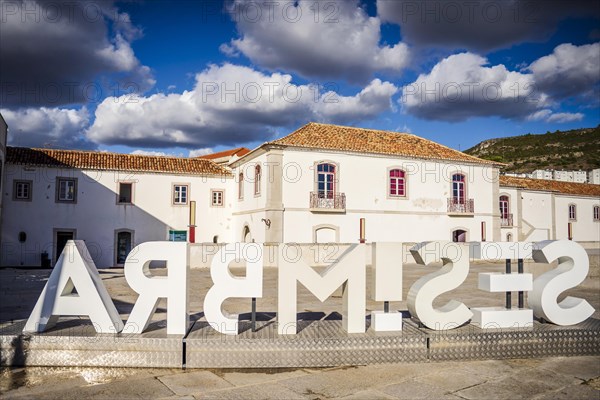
[1,317,598,368]
[427,318,600,361]
[0,319,183,368]
[185,319,428,368]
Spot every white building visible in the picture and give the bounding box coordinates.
[498,176,600,245]
[531,169,553,180]
[589,169,600,185]
[1,123,598,268]
[229,123,502,245]
[1,148,231,267]
[552,170,587,183]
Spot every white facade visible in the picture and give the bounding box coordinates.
[2,124,598,268]
[589,169,600,185]
[2,163,232,268]
[531,170,553,180]
[497,186,600,244]
[230,147,499,245]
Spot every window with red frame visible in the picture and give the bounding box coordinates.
[389,169,406,197]
[452,174,466,204]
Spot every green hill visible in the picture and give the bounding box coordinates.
[464,126,600,173]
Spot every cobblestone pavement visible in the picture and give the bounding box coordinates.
[0,254,599,399]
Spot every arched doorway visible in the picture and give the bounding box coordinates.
[452,229,467,243]
[506,233,513,242]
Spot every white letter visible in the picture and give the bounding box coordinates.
[530,240,595,325]
[407,241,472,330]
[24,240,123,333]
[124,242,189,334]
[278,244,366,334]
[370,242,403,332]
[203,243,263,335]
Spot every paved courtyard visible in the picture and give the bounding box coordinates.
[0,252,599,399]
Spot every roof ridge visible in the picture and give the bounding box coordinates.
[7,146,213,162]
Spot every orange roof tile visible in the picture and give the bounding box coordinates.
[500,175,600,197]
[6,147,231,176]
[269,123,501,166]
[199,147,250,160]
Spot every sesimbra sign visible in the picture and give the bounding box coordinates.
[24,240,595,336]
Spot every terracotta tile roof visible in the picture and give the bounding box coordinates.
[500,175,600,197]
[269,123,501,166]
[199,147,250,160]
[6,147,231,176]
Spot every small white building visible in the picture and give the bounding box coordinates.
[531,169,553,180]
[589,169,600,185]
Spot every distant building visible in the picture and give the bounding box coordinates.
[589,169,600,185]
[504,172,532,178]
[531,169,553,180]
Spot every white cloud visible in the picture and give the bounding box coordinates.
[546,112,585,123]
[400,42,598,122]
[526,109,584,123]
[1,107,93,149]
[130,150,169,156]
[222,0,410,82]
[188,148,213,158]
[86,63,398,148]
[401,52,547,121]
[528,42,600,99]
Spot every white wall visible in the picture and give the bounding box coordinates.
[555,195,600,242]
[1,164,234,268]
[277,148,499,243]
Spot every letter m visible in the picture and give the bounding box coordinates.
[277,244,366,335]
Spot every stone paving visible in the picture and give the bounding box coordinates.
[0,253,599,399]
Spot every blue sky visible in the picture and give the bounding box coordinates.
[1,0,599,156]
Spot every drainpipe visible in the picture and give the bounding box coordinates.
[189,201,196,243]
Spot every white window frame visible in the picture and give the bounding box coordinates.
[56,177,77,203]
[173,184,189,205]
[14,180,32,201]
[117,182,134,205]
[211,189,224,207]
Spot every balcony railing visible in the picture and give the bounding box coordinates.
[501,214,513,227]
[447,198,475,214]
[310,192,346,212]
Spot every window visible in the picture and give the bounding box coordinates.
[593,206,599,221]
[238,173,244,199]
[389,169,406,197]
[499,195,510,218]
[173,184,188,205]
[118,182,133,204]
[212,190,224,207]
[569,204,577,221]
[254,165,261,195]
[452,174,466,204]
[13,180,32,201]
[56,177,77,203]
[317,163,336,199]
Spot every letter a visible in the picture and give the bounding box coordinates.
[24,240,123,333]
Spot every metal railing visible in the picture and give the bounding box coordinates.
[447,198,475,214]
[310,192,346,211]
[501,214,513,227]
